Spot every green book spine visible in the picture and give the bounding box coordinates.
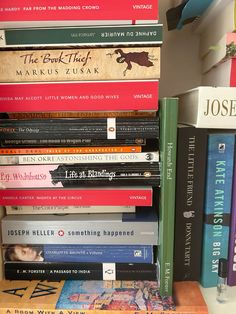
[158,97,178,296]
[0,24,163,47]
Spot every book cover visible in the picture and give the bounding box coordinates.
[1,208,158,245]
[0,162,160,188]
[200,132,235,287]
[0,186,153,206]
[0,117,159,140]
[227,151,236,286]
[177,86,236,129]
[174,126,208,281]
[5,205,136,215]
[0,152,159,165]
[0,80,159,112]
[202,32,236,73]
[202,57,236,87]
[158,98,178,296]
[0,47,160,82]
[0,280,209,313]
[3,244,153,264]
[0,0,159,27]
[0,24,163,48]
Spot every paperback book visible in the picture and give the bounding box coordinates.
[0,24,163,48]
[0,280,209,314]
[0,186,154,206]
[0,47,161,82]
[5,205,136,215]
[3,244,153,263]
[200,132,235,287]
[0,162,160,188]
[0,80,159,112]
[4,261,158,281]
[0,0,159,28]
[0,117,159,140]
[1,208,158,245]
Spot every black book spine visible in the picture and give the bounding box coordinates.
[0,117,159,140]
[4,262,158,281]
[173,126,208,281]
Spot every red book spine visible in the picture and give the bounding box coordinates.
[0,80,159,112]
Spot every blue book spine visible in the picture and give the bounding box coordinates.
[43,244,153,263]
[200,133,235,287]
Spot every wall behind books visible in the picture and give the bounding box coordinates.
[159,0,202,97]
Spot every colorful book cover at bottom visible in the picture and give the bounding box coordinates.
[0,280,208,314]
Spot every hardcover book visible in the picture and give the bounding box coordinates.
[4,261,158,281]
[0,80,159,112]
[0,162,160,188]
[0,24,163,48]
[1,208,158,245]
[0,117,159,140]
[227,151,236,286]
[200,132,235,287]
[0,0,159,28]
[0,280,209,314]
[174,125,208,281]
[177,86,236,128]
[5,205,136,215]
[158,98,178,296]
[0,186,153,206]
[0,47,161,82]
[202,57,236,87]
[3,244,153,263]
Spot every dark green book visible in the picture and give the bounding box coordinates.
[158,97,178,296]
[0,24,162,47]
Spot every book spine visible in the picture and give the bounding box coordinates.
[0,163,160,188]
[0,80,159,112]
[3,111,157,119]
[3,244,153,263]
[0,47,160,83]
[200,133,235,287]
[0,138,146,148]
[5,205,136,215]
[0,146,142,155]
[0,117,159,140]
[174,127,208,281]
[0,152,159,165]
[0,187,153,206]
[0,24,163,47]
[158,98,178,296]
[0,1,158,22]
[227,153,236,286]
[1,220,158,246]
[4,262,158,281]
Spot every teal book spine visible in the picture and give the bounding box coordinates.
[158,97,178,296]
[200,133,235,287]
[0,24,163,47]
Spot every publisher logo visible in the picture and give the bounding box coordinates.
[134,250,142,257]
[58,230,65,237]
[218,143,226,153]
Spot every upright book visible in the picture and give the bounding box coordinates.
[174,125,208,281]
[1,208,158,245]
[200,132,235,287]
[228,151,236,286]
[158,98,178,296]
[0,280,209,314]
[0,47,161,82]
[0,24,163,48]
[0,0,159,28]
[177,86,236,129]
